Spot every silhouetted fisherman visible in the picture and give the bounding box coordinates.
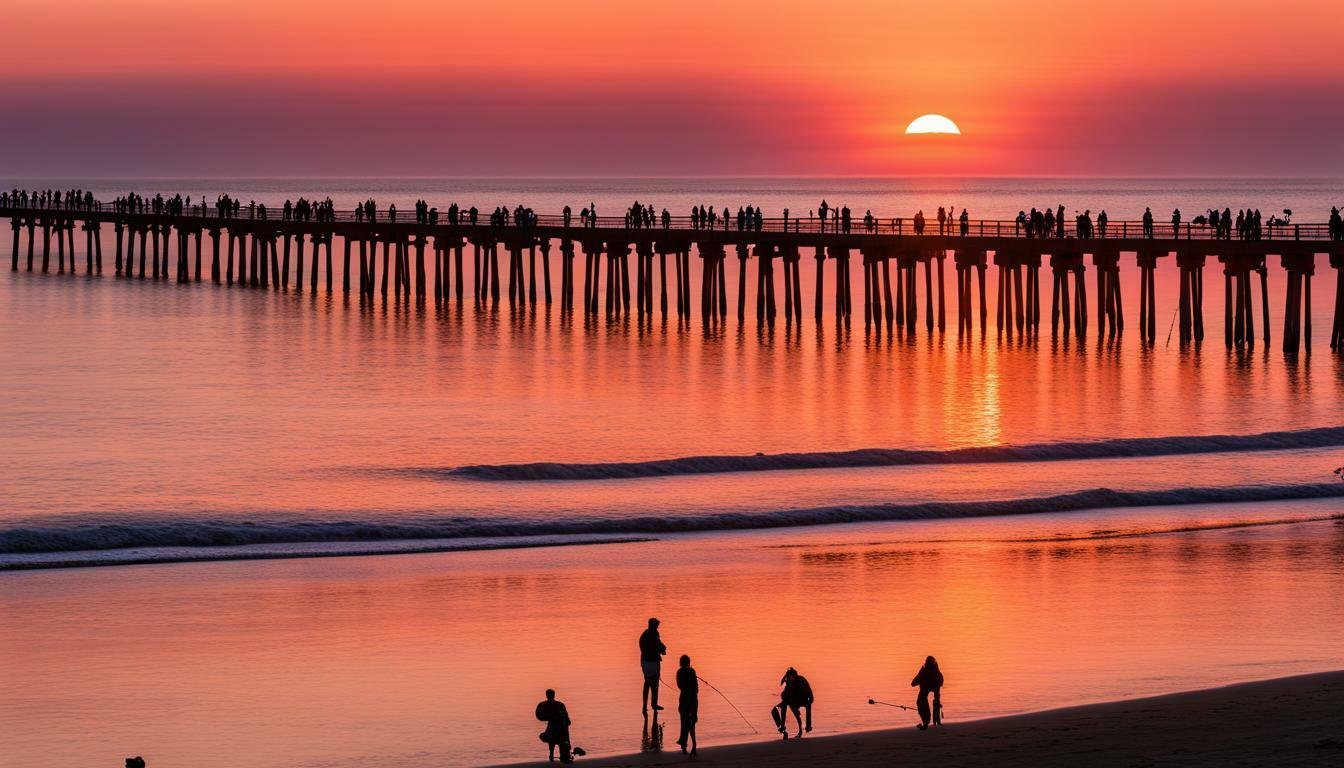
[771,667,813,739]
[536,689,578,763]
[675,654,698,755]
[910,656,944,730]
[640,618,667,714]
[1143,206,1154,238]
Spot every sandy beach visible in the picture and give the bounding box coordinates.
[505,672,1344,767]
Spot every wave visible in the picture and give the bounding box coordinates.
[446,426,1344,481]
[0,535,653,572]
[3,483,1342,568]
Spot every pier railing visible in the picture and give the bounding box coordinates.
[4,201,1337,242]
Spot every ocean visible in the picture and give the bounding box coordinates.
[2,177,1343,766]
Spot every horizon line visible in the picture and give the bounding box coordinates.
[8,174,1344,182]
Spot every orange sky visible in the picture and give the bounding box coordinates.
[3,1,1342,176]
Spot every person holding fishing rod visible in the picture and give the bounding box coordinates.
[911,655,944,730]
[674,654,698,755]
[639,618,667,715]
[773,667,814,739]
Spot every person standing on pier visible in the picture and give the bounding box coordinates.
[1171,208,1182,238]
[959,209,969,236]
[640,618,667,715]
[910,656,944,730]
[936,206,946,235]
[1143,207,1154,238]
[819,200,830,232]
[675,655,698,755]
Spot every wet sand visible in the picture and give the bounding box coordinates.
[505,672,1344,767]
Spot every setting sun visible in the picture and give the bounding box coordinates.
[905,114,961,135]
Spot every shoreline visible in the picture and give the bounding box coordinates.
[500,671,1344,767]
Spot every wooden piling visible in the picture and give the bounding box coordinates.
[814,247,825,323]
[736,244,750,323]
[542,240,553,306]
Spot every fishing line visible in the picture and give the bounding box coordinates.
[662,676,758,733]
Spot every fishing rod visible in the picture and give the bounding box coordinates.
[867,698,915,711]
[662,676,759,734]
[868,697,947,721]
[1165,305,1178,347]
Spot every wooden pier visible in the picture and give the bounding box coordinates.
[5,201,1343,355]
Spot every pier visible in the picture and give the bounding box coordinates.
[5,199,1343,355]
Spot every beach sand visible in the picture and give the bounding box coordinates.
[503,671,1344,767]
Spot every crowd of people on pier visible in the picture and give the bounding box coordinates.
[281,198,336,223]
[6,190,1343,242]
[533,616,943,763]
[622,201,670,229]
[2,189,96,211]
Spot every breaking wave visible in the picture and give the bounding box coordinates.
[447,426,1344,481]
[3,483,1342,569]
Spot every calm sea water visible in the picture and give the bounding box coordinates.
[2,178,1343,767]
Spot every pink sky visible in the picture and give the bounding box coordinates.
[3,1,1342,176]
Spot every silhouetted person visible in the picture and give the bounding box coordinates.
[910,656,943,730]
[675,655,698,754]
[1143,206,1154,238]
[536,689,574,763]
[1171,208,1182,238]
[774,667,813,739]
[640,618,667,714]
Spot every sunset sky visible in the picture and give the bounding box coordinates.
[3,0,1342,177]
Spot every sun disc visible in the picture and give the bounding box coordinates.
[905,114,961,135]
